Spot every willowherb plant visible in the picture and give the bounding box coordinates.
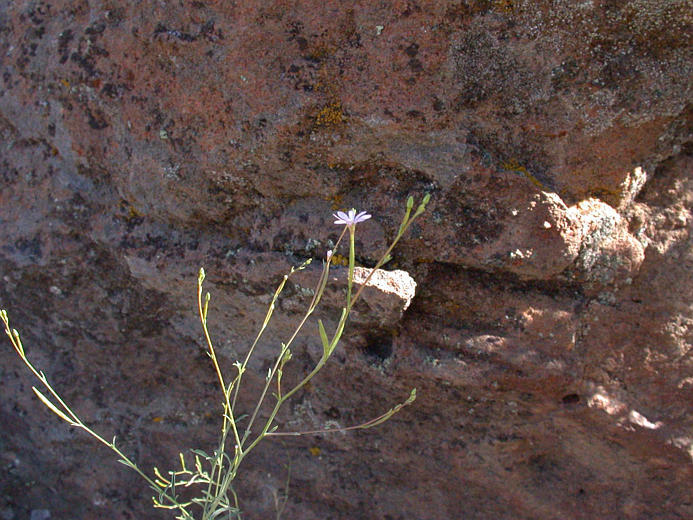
[2,194,430,519]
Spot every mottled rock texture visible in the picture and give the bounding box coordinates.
[1,1,691,519]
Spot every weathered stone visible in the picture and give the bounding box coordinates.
[0,1,691,519]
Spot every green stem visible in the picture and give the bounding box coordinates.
[346,225,355,305]
[240,230,346,448]
[1,313,192,518]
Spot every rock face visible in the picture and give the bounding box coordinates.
[0,1,691,519]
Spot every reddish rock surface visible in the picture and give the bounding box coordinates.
[0,1,691,519]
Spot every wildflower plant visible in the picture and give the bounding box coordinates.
[2,194,430,519]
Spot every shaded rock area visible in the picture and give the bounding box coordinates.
[0,1,691,519]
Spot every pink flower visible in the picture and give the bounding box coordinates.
[333,209,371,227]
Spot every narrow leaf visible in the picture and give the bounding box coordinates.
[318,320,329,357]
[31,387,74,424]
[329,308,348,356]
[190,449,212,460]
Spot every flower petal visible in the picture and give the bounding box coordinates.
[354,211,371,223]
[332,208,371,226]
[333,211,350,225]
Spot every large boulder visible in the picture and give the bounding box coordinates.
[1,1,691,519]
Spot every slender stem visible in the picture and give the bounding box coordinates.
[198,278,226,395]
[196,272,242,512]
[240,343,334,458]
[1,313,192,518]
[231,267,296,416]
[266,389,416,437]
[265,416,387,436]
[205,228,349,515]
[252,199,428,444]
[2,195,430,520]
[197,277,236,441]
[240,230,346,448]
[346,226,355,304]
[246,209,411,452]
[240,267,325,446]
[349,204,424,310]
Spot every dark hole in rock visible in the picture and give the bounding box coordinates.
[562,393,580,404]
[362,332,393,362]
[325,406,341,419]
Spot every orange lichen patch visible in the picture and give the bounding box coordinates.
[126,204,142,220]
[330,254,349,267]
[309,446,321,456]
[308,43,333,63]
[315,102,345,127]
[322,192,344,210]
[118,199,145,225]
[493,0,514,14]
[501,158,545,190]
